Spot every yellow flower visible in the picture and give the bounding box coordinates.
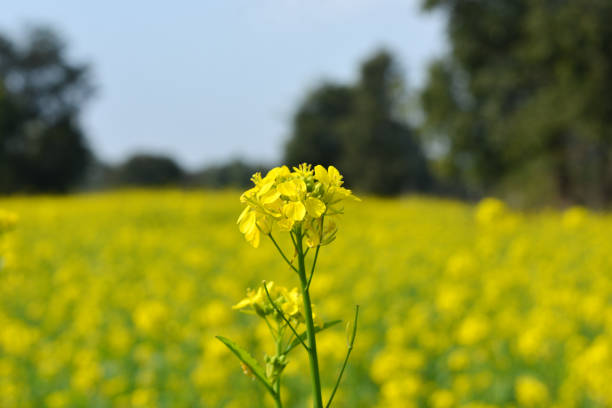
[475,197,506,225]
[237,163,358,248]
[304,197,326,218]
[237,208,262,248]
[282,201,306,221]
[562,206,588,229]
[277,178,306,199]
[280,287,302,319]
[233,282,313,325]
[430,389,455,408]
[232,285,267,313]
[515,375,549,406]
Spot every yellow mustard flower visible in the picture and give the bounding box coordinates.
[233,281,305,323]
[237,164,359,248]
[232,281,323,330]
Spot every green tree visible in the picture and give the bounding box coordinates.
[285,50,431,195]
[421,0,612,206]
[111,154,184,186]
[0,26,92,193]
[285,84,353,169]
[189,159,269,189]
[342,51,430,195]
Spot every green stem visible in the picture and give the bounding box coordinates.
[274,335,283,408]
[325,305,359,408]
[305,244,320,291]
[306,215,325,291]
[263,281,309,352]
[268,234,298,273]
[296,232,324,408]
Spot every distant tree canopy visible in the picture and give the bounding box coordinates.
[0,26,93,193]
[421,0,612,206]
[285,84,352,169]
[188,159,269,189]
[110,154,184,187]
[285,50,431,196]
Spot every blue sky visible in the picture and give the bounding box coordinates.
[1,0,446,169]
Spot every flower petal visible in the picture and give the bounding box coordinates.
[305,197,326,218]
[314,165,329,186]
[239,211,257,234]
[283,202,306,221]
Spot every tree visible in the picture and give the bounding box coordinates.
[111,154,184,186]
[421,0,612,206]
[342,51,430,195]
[188,159,269,189]
[285,84,353,169]
[285,50,431,195]
[0,26,93,193]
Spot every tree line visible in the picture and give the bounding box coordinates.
[2,0,612,207]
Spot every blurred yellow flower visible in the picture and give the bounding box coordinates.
[562,206,588,229]
[475,197,506,225]
[430,389,455,408]
[456,315,490,346]
[232,281,307,324]
[0,190,611,406]
[0,209,18,232]
[515,375,549,407]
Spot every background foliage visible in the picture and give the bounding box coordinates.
[285,51,431,196]
[420,0,612,206]
[3,1,612,206]
[0,27,92,193]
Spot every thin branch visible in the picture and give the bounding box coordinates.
[268,234,298,273]
[262,315,278,341]
[325,305,359,408]
[263,281,310,352]
[290,231,300,265]
[306,216,325,291]
[305,245,320,291]
[289,231,298,249]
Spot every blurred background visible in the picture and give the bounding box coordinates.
[3,2,612,408]
[2,0,610,207]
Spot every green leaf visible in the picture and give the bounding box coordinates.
[286,320,342,353]
[215,336,276,397]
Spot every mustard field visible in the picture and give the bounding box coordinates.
[0,190,611,407]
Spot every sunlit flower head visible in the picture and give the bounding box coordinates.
[237,164,359,248]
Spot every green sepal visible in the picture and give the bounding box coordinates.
[215,335,276,397]
[285,320,342,353]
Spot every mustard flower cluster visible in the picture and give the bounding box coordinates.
[237,164,359,248]
[4,191,612,406]
[231,281,324,384]
[231,164,359,408]
[232,281,321,328]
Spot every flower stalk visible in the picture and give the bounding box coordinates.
[218,163,360,407]
[274,333,283,408]
[295,230,324,408]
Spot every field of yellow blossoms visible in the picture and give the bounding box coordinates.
[0,190,611,407]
